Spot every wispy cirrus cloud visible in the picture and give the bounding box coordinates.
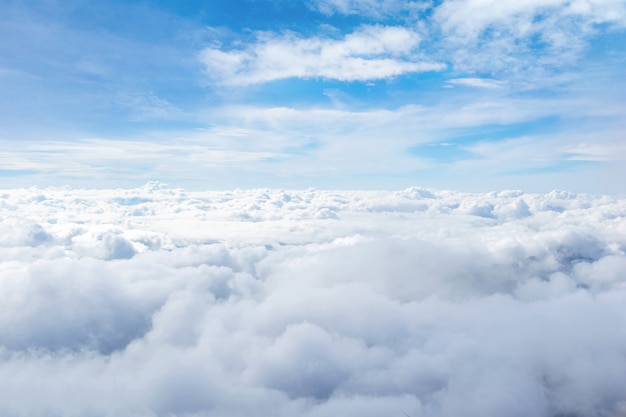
[2,84,623,192]
[115,93,184,121]
[433,0,626,72]
[435,0,626,40]
[195,0,626,94]
[310,0,421,17]
[446,77,507,89]
[200,25,444,85]
[301,0,626,76]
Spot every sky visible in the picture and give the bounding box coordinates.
[2,3,626,414]
[1,0,626,192]
[1,185,626,416]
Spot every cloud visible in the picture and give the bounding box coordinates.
[560,141,626,162]
[0,185,626,415]
[433,0,626,72]
[199,25,444,85]
[304,0,626,77]
[310,0,420,18]
[446,77,507,89]
[1,72,624,193]
[1,85,624,192]
[435,0,626,39]
[116,93,184,121]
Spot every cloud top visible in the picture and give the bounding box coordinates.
[1,185,626,416]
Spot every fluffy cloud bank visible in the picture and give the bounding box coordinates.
[1,185,626,416]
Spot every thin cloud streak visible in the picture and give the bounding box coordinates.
[1,84,624,192]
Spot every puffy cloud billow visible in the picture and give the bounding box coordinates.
[1,184,626,416]
[200,25,444,85]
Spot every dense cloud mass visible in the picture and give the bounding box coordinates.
[1,184,626,417]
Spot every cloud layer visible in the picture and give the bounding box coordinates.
[1,185,626,416]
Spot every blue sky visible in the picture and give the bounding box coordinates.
[1,0,625,192]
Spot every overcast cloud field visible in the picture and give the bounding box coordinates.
[1,184,625,416]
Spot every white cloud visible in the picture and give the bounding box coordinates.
[560,141,626,162]
[433,0,626,72]
[200,25,444,85]
[446,77,507,88]
[1,57,625,193]
[2,86,624,192]
[311,0,422,17]
[303,0,626,76]
[0,185,626,415]
[116,93,184,121]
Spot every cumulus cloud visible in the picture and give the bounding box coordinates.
[1,185,626,416]
[200,25,444,85]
